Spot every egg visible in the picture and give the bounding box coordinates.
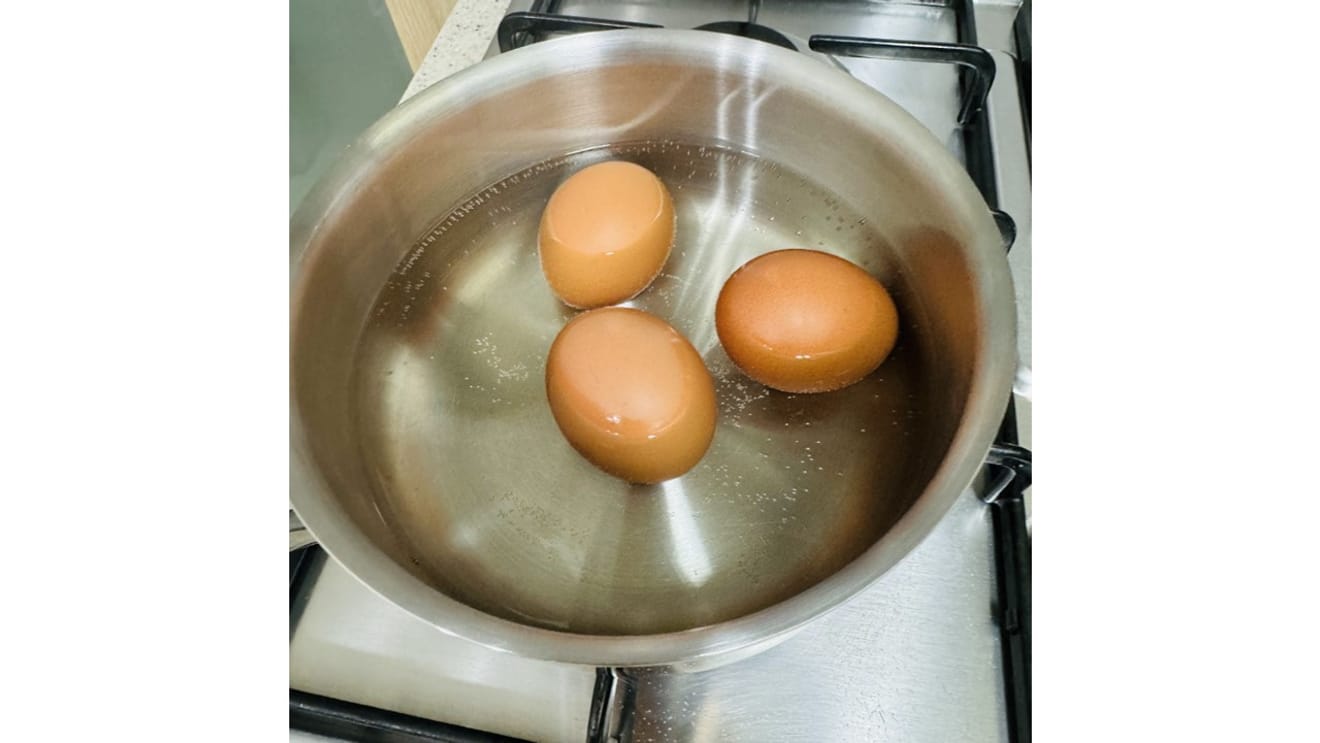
[538,161,676,309]
[545,307,716,484]
[715,249,900,394]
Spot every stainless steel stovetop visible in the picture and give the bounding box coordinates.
[291,2,1031,741]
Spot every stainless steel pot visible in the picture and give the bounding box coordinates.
[290,29,1015,669]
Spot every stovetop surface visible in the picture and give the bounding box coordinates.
[293,487,1005,742]
[292,2,1031,741]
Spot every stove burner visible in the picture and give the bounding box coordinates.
[695,0,796,51]
[692,21,797,51]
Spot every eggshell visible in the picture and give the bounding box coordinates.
[715,249,899,394]
[545,307,716,484]
[538,161,675,309]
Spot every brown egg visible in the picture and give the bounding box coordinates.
[545,307,716,484]
[538,161,675,309]
[715,249,900,394]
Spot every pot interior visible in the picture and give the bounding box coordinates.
[292,36,987,637]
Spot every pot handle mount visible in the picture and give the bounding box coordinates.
[982,442,1032,504]
[290,509,316,552]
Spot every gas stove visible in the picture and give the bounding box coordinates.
[290,2,1032,741]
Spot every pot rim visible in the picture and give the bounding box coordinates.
[290,28,1015,668]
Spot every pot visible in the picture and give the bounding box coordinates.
[290,29,1016,669]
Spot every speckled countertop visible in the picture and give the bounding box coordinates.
[401,0,511,102]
